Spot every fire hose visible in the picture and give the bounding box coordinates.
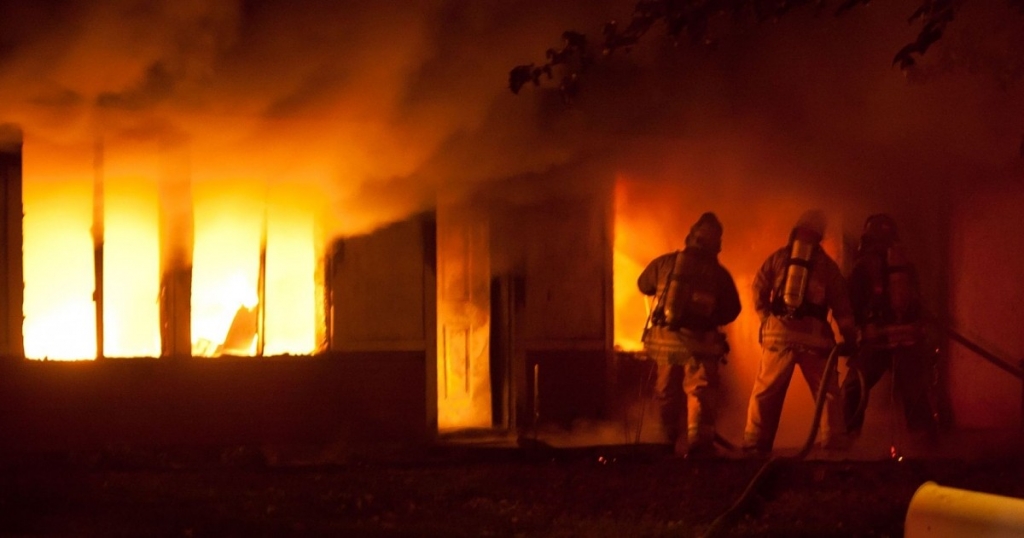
[846,351,869,434]
[698,344,843,538]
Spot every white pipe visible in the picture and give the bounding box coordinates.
[905,481,1024,538]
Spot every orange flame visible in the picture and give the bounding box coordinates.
[22,140,318,360]
[613,178,671,353]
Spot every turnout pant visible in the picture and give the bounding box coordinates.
[744,344,845,453]
[841,343,936,436]
[654,354,720,450]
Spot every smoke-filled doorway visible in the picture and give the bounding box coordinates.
[488,274,515,430]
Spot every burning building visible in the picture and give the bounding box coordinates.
[0,122,617,451]
[0,0,1022,457]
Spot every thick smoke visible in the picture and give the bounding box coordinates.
[0,0,636,235]
[1,0,1021,235]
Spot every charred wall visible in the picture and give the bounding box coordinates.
[327,212,437,434]
[0,212,437,453]
[0,353,427,453]
[489,182,614,430]
[947,176,1024,431]
[0,124,23,360]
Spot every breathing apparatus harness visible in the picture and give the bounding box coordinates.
[647,250,684,335]
[648,249,720,334]
[770,234,828,322]
[884,243,913,321]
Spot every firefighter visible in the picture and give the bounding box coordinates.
[742,209,857,456]
[638,212,742,457]
[841,214,938,442]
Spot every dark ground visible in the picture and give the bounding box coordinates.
[2,439,1024,538]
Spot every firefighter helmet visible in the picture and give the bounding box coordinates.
[685,212,723,253]
[793,209,827,242]
[863,213,899,244]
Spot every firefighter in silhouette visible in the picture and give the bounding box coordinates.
[743,209,857,456]
[841,214,938,441]
[638,212,741,457]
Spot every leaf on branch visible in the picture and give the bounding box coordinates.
[508,65,533,94]
[604,33,639,54]
[559,73,580,104]
[602,20,619,38]
[893,0,957,70]
[665,13,688,36]
[892,45,919,71]
[562,31,588,50]
[546,47,569,64]
[603,5,658,56]
[907,3,928,23]
[892,29,943,69]
[916,25,944,55]
[509,0,963,97]
[508,64,551,94]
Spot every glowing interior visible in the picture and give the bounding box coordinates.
[22,140,317,360]
[613,184,648,352]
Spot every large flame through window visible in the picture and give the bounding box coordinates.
[22,139,318,360]
[613,178,666,353]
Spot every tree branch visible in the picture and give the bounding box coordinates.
[510,0,975,102]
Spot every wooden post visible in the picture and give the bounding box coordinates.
[158,137,194,358]
[313,204,330,353]
[256,204,267,357]
[92,138,105,360]
[0,124,24,360]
